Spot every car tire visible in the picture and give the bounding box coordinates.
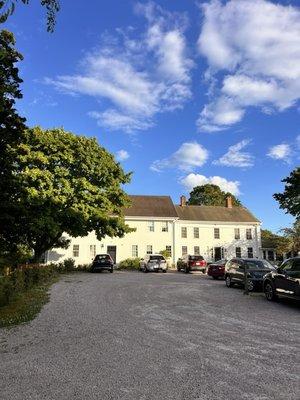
[246,280,254,292]
[202,269,206,274]
[143,266,148,273]
[110,268,113,273]
[184,266,189,274]
[163,270,167,273]
[225,275,232,287]
[264,282,277,301]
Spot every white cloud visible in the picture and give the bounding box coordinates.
[213,139,254,168]
[116,149,130,161]
[198,0,300,132]
[46,3,192,133]
[180,173,240,195]
[151,142,209,172]
[267,143,292,162]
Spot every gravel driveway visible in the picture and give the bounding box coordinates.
[0,271,299,400]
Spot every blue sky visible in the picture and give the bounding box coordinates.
[4,0,300,232]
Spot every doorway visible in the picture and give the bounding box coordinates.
[107,246,117,264]
[214,247,222,261]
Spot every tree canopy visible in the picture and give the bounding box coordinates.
[274,167,300,220]
[0,30,27,261]
[0,0,60,32]
[188,184,242,207]
[11,127,133,261]
[261,229,290,257]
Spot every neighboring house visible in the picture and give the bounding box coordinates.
[46,195,262,265]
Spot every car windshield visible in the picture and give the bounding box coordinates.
[95,254,111,261]
[149,255,165,261]
[244,260,274,270]
[189,256,204,261]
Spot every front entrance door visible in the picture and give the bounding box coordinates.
[107,246,117,264]
[214,247,222,261]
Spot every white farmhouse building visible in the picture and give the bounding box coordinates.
[46,195,262,265]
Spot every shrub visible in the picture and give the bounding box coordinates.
[63,258,76,272]
[118,258,140,270]
[76,264,91,271]
[0,276,13,307]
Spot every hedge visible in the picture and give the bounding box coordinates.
[118,258,141,270]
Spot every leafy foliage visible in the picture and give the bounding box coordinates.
[280,220,300,256]
[274,167,300,219]
[11,126,133,261]
[261,229,291,257]
[0,0,60,32]
[118,258,140,270]
[188,184,242,207]
[0,30,28,261]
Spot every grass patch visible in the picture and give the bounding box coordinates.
[0,275,59,328]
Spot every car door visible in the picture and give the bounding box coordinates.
[274,260,294,295]
[229,259,239,282]
[235,260,245,284]
[285,259,300,297]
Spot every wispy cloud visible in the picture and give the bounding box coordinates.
[213,139,254,168]
[180,173,240,195]
[116,149,130,161]
[46,2,193,133]
[267,143,292,163]
[150,142,209,172]
[197,0,300,132]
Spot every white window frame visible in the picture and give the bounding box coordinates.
[148,221,155,232]
[181,227,187,238]
[236,247,241,258]
[166,246,172,257]
[146,245,153,255]
[73,244,79,258]
[246,228,252,240]
[214,228,220,239]
[194,246,200,256]
[194,227,199,239]
[90,244,96,259]
[234,228,240,240]
[247,247,254,258]
[162,221,168,232]
[182,246,188,256]
[132,245,138,258]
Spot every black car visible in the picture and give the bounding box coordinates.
[225,258,275,292]
[91,254,114,273]
[177,255,207,273]
[263,257,300,301]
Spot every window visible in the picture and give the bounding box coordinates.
[194,246,200,256]
[73,244,79,257]
[214,228,220,239]
[235,247,241,258]
[90,245,96,259]
[146,245,153,255]
[246,228,252,240]
[194,227,199,239]
[181,227,187,238]
[162,221,168,232]
[247,247,253,258]
[165,246,172,257]
[182,246,188,256]
[148,221,154,232]
[132,245,138,257]
[234,228,240,240]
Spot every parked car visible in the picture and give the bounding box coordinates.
[140,254,167,273]
[177,255,207,274]
[207,259,227,279]
[263,257,300,301]
[91,254,114,273]
[225,258,275,291]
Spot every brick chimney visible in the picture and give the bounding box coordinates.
[226,195,232,208]
[180,195,187,207]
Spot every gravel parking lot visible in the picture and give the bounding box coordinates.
[0,271,299,400]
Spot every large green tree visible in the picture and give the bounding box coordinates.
[188,184,242,207]
[261,229,290,257]
[12,127,133,261]
[274,167,300,219]
[0,0,59,32]
[0,30,27,261]
[280,220,300,256]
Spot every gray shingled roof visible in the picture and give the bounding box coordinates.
[124,195,178,218]
[175,205,260,223]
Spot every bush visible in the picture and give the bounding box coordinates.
[76,264,91,271]
[63,258,76,272]
[118,258,140,270]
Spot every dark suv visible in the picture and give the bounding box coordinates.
[263,257,300,301]
[91,254,114,273]
[225,258,275,291]
[177,255,207,274]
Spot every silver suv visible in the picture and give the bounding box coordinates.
[140,254,167,273]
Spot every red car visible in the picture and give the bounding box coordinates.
[207,259,227,279]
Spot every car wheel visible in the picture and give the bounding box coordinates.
[110,268,113,273]
[225,275,232,287]
[143,266,148,273]
[246,280,254,292]
[264,282,277,301]
[212,276,218,280]
[184,266,189,274]
[202,269,206,274]
[163,269,167,273]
